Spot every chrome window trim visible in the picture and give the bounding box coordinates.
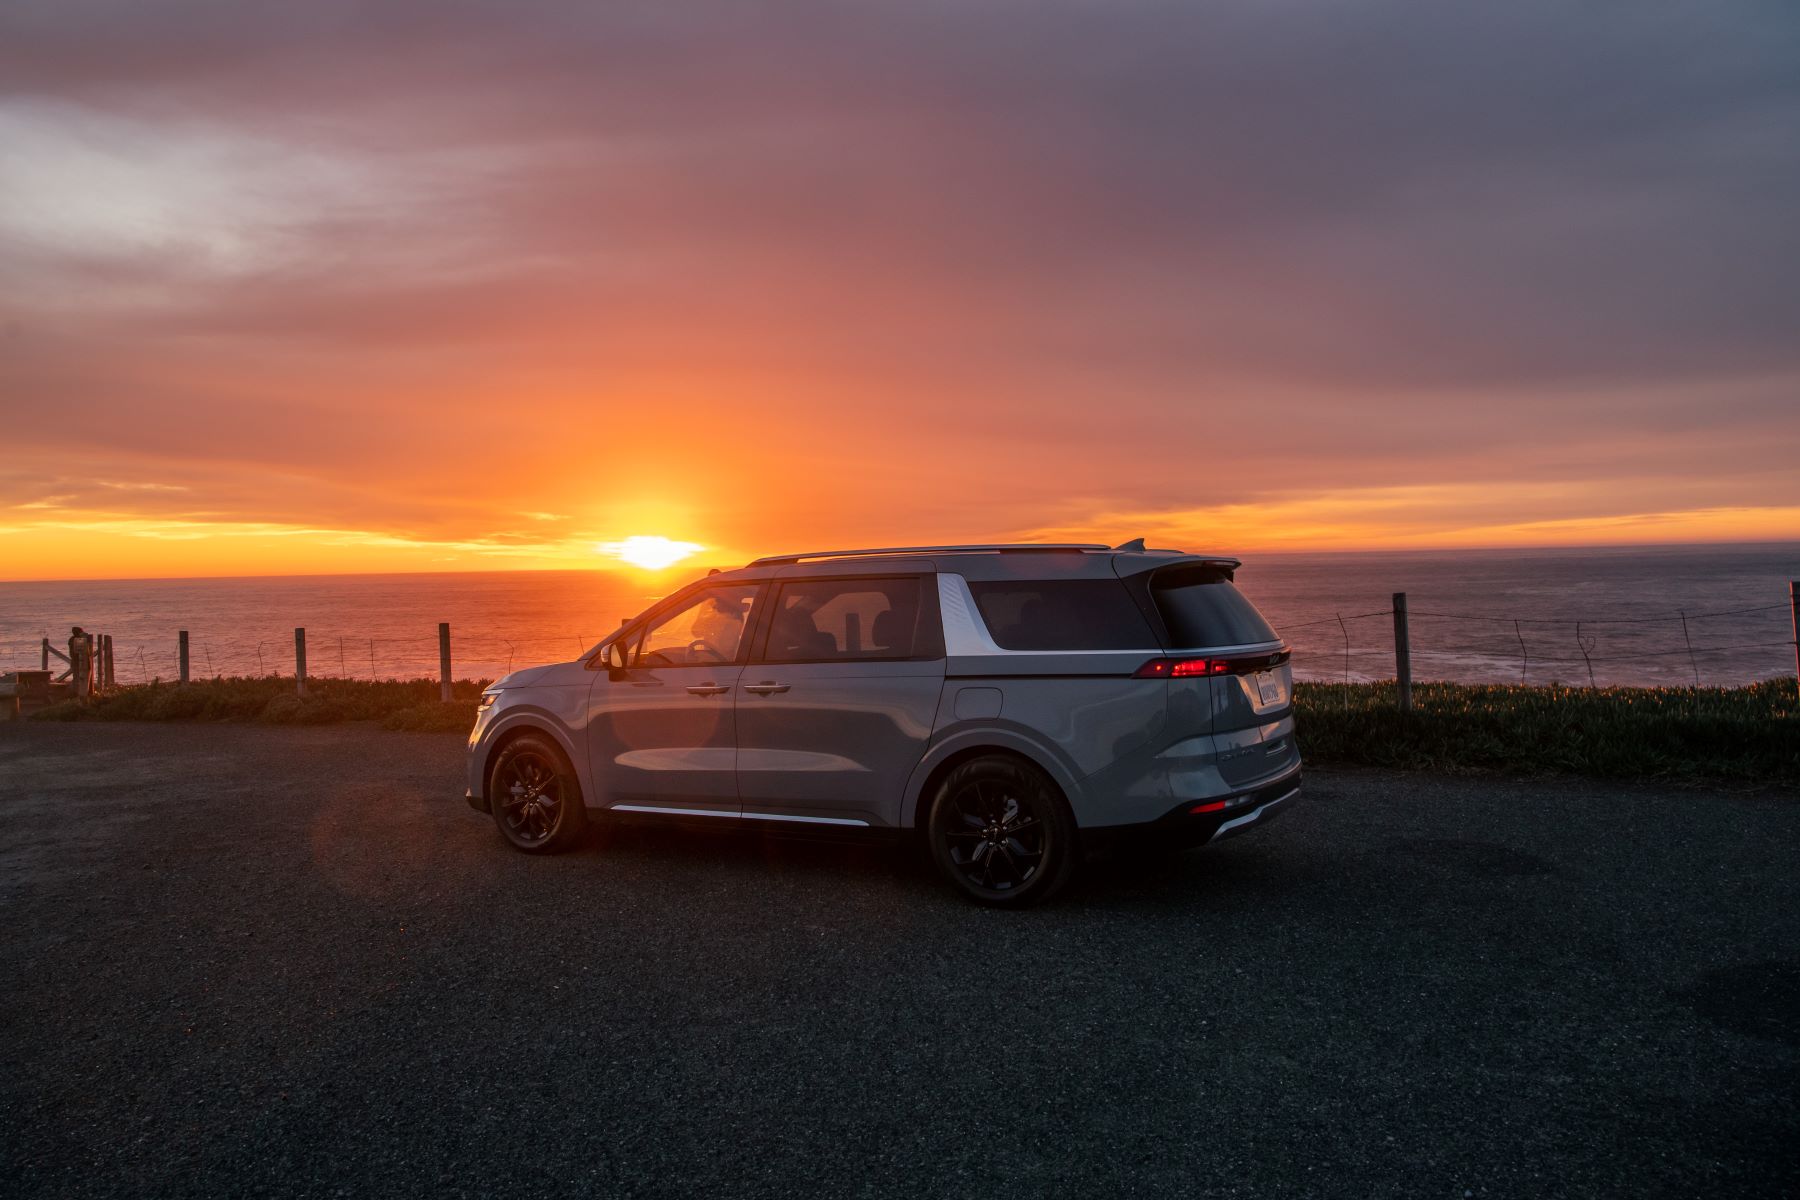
[938,572,1003,656]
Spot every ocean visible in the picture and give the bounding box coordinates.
[4,542,1795,688]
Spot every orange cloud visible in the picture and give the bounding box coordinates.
[1021,486,1800,554]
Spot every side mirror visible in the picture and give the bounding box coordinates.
[603,639,631,674]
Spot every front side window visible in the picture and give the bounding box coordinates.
[764,577,928,662]
[968,579,1156,651]
[635,584,762,667]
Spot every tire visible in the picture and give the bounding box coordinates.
[488,732,588,854]
[927,755,1077,906]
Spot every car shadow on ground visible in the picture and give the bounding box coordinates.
[542,816,1320,912]
[563,819,933,884]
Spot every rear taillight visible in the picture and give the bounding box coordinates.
[1133,649,1289,679]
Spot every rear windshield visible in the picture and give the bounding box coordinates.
[1151,566,1279,647]
[969,580,1157,651]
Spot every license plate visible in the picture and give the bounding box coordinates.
[1255,670,1287,706]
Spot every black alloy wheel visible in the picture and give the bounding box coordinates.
[928,755,1075,906]
[489,733,587,853]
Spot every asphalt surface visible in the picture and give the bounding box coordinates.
[2,721,1796,1199]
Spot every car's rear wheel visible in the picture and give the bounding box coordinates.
[927,755,1076,906]
[489,733,587,854]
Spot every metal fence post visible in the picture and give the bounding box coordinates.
[295,627,308,697]
[179,630,190,684]
[1790,580,1798,684]
[1392,591,1412,712]
[439,622,453,702]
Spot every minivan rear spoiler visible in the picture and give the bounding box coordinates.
[1117,555,1243,579]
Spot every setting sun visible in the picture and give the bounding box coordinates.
[598,536,704,571]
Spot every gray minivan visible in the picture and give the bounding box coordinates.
[464,541,1299,905]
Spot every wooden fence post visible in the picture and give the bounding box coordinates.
[103,635,115,690]
[179,631,190,684]
[1392,591,1412,713]
[41,638,49,671]
[439,622,453,702]
[72,635,90,700]
[295,627,308,697]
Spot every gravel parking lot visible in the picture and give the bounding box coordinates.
[2,721,1796,1198]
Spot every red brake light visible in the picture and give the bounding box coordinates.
[1189,801,1228,814]
[1135,651,1290,679]
[1134,657,1226,677]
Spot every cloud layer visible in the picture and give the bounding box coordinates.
[3,0,1797,575]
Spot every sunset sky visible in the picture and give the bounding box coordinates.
[3,0,1797,580]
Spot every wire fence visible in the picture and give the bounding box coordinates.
[3,631,606,688]
[6,592,1797,692]
[1273,598,1796,689]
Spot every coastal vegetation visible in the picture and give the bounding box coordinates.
[27,675,1799,783]
[1291,679,1796,783]
[29,676,484,733]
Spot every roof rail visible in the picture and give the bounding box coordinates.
[748,543,1111,566]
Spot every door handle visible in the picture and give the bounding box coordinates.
[685,684,731,696]
[743,682,790,695]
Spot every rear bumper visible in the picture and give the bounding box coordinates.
[1202,780,1297,843]
[1146,767,1301,846]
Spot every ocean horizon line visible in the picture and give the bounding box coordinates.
[5,536,1796,588]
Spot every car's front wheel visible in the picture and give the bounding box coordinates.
[927,755,1076,906]
[489,733,587,854]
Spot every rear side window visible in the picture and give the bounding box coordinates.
[969,580,1156,651]
[764,576,934,662]
[1151,566,1278,647]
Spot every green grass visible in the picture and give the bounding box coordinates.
[30,674,1800,782]
[1294,678,1799,782]
[31,675,489,733]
